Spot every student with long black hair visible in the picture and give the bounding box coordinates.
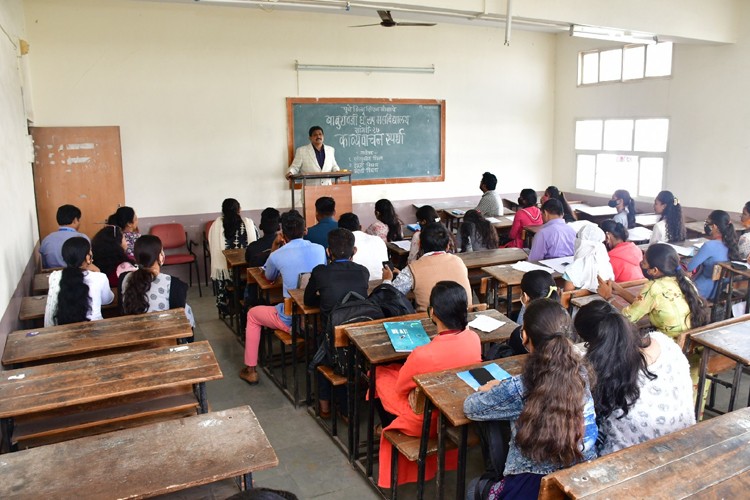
[540,186,576,223]
[120,235,194,326]
[609,189,636,229]
[91,225,135,287]
[458,209,499,252]
[739,201,750,261]
[365,198,403,243]
[408,205,441,263]
[504,270,559,356]
[507,189,542,248]
[574,301,694,455]
[44,237,114,327]
[107,206,140,260]
[687,209,739,299]
[464,300,597,499]
[649,190,686,244]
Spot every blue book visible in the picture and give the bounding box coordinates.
[407,223,421,232]
[457,363,512,391]
[383,320,431,353]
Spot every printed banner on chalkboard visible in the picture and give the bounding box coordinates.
[287,98,445,185]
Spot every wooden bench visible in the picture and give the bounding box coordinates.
[0,405,279,498]
[538,406,750,499]
[19,288,119,324]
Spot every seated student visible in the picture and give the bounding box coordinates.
[408,205,441,263]
[375,281,482,488]
[209,198,258,314]
[107,206,141,261]
[563,225,614,292]
[608,189,636,229]
[366,198,403,243]
[600,219,644,282]
[527,199,577,262]
[44,237,114,327]
[241,211,327,385]
[245,207,281,268]
[305,196,338,248]
[120,234,195,327]
[739,201,750,261]
[464,299,597,500]
[40,204,89,268]
[540,186,577,223]
[598,243,709,339]
[458,209,499,252]
[649,191,686,245]
[687,209,739,299]
[507,189,542,248]
[384,222,472,312]
[337,212,387,280]
[475,172,504,217]
[304,228,369,417]
[91,225,136,287]
[574,301,695,456]
[504,270,559,356]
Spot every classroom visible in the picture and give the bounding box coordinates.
[1,0,750,498]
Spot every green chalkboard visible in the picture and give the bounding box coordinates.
[287,98,445,185]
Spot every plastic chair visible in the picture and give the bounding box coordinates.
[203,220,215,292]
[150,223,202,297]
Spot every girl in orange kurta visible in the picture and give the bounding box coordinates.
[375,281,482,488]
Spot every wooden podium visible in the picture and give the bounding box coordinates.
[290,171,353,227]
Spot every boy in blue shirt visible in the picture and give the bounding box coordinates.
[305,196,338,249]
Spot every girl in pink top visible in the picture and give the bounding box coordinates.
[601,219,644,282]
[508,189,542,248]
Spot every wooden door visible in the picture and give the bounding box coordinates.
[31,126,125,240]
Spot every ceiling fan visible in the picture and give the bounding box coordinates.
[350,10,436,28]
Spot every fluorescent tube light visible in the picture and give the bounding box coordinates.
[570,24,658,45]
[296,63,435,74]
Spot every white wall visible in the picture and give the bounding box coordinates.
[552,1,750,212]
[23,0,556,218]
[0,0,36,315]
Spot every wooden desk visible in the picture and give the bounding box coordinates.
[386,241,411,269]
[3,308,193,367]
[345,309,517,479]
[32,273,50,295]
[0,340,222,450]
[718,261,750,317]
[441,207,474,232]
[223,248,248,337]
[524,223,544,247]
[482,264,562,315]
[413,355,526,498]
[538,406,750,499]
[574,205,617,223]
[458,247,527,271]
[19,289,119,323]
[246,266,283,305]
[0,405,279,499]
[691,318,750,419]
[569,284,644,311]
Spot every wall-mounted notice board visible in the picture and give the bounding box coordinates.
[287,98,445,185]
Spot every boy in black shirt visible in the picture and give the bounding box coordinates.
[304,228,369,417]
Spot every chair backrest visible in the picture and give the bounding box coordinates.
[204,220,214,240]
[150,223,187,250]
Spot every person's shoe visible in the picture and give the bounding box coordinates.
[239,367,259,385]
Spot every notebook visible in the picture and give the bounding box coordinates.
[383,320,431,352]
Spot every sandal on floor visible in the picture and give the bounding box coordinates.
[239,367,259,385]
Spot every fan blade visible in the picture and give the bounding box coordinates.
[349,23,381,27]
[377,10,394,23]
[394,22,437,27]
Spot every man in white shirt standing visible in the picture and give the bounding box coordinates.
[337,212,388,280]
[286,125,340,186]
[474,171,503,218]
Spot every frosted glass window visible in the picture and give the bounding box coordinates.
[646,42,673,77]
[639,158,664,197]
[595,154,638,194]
[599,49,622,81]
[575,120,603,150]
[576,155,596,191]
[623,45,645,80]
[603,120,634,151]
[581,52,599,84]
[634,119,669,152]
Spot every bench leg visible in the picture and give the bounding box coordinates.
[1,417,14,452]
[348,347,358,464]
[366,364,377,479]
[390,440,399,500]
[195,382,208,414]
[242,472,253,490]
[416,400,434,500]
[729,362,743,412]
[436,412,446,500]
[456,425,469,500]
[695,347,710,420]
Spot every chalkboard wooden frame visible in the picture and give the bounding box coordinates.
[286,97,445,185]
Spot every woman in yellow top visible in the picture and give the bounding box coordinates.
[598,243,709,340]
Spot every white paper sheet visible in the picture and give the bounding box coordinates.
[539,256,574,274]
[468,315,506,332]
[511,261,555,274]
[627,226,653,242]
[392,240,411,251]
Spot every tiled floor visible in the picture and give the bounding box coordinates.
[159,289,749,499]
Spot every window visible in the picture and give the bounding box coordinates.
[575,118,669,197]
[578,42,672,85]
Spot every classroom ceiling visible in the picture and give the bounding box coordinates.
[142,0,739,43]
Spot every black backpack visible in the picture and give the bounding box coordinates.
[309,292,384,375]
[368,283,415,318]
